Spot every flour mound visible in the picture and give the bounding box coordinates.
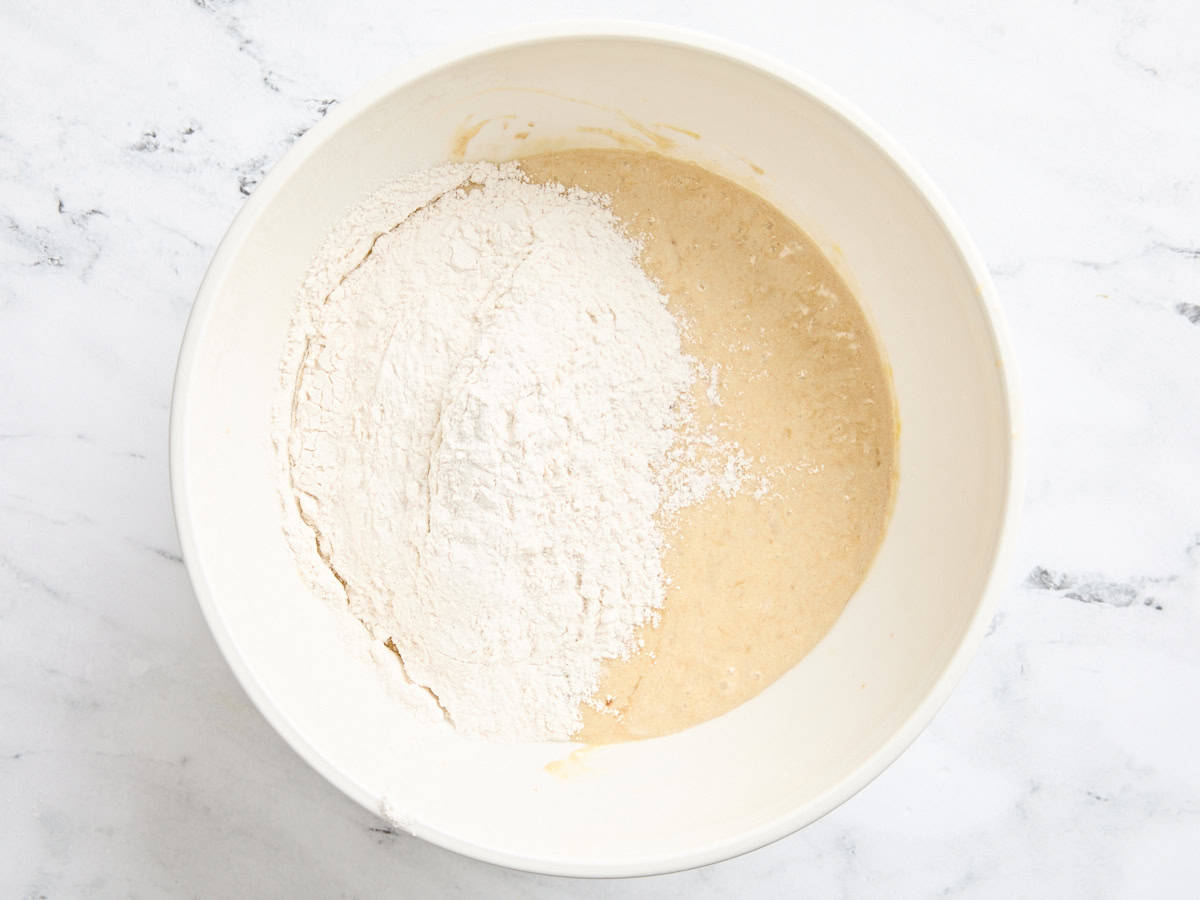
[277,163,742,741]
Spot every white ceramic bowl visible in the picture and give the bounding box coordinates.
[171,23,1020,877]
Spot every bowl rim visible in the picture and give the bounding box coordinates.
[169,19,1024,879]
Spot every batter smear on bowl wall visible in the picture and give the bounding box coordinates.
[275,148,896,744]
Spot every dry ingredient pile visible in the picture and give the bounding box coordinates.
[278,161,748,742]
[278,149,897,745]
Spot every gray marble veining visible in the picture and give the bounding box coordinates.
[2,0,1197,896]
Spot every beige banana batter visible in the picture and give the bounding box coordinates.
[518,150,897,744]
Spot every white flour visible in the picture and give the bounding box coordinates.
[276,162,748,741]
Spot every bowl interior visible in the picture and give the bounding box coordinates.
[173,32,1014,875]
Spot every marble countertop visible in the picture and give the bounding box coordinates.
[3,0,1197,895]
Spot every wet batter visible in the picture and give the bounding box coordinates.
[518,150,897,743]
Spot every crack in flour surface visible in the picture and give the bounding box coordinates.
[276,162,747,741]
